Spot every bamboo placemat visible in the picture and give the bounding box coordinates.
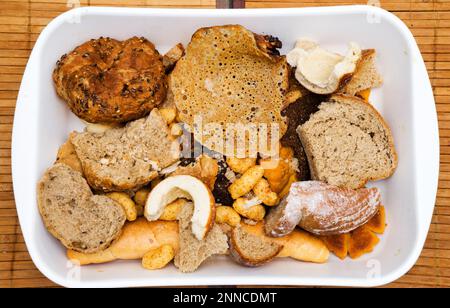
[0,0,448,288]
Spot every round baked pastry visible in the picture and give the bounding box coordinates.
[53,36,167,123]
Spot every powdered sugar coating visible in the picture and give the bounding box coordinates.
[265,181,381,237]
[291,181,380,235]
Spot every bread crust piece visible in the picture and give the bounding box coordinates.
[229,225,283,267]
[298,94,398,189]
[37,164,126,253]
[53,37,167,123]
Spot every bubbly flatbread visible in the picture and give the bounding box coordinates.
[170,25,289,156]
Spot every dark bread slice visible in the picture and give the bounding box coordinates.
[37,163,126,253]
[297,95,397,189]
[229,225,283,267]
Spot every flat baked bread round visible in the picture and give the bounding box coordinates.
[170,25,289,156]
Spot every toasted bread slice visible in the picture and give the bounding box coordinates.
[229,225,283,267]
[37,164,126,253]
[71,109,180,192]
[297,95,397,189]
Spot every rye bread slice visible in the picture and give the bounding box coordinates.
[174,202,228,273]
[229,225,283,267]
[297,95,397,189]
[37,164,126,253]
[71,109,180,192]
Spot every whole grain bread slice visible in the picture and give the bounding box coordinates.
[229,225,283,267]
[71,109,180,192]
[174,202,228,273]
[37,163,126,253]
[341,49,382,96]
[297,95,397,189]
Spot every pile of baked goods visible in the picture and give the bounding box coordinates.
[38,25,397,273]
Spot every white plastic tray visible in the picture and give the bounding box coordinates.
[12,5,439,287]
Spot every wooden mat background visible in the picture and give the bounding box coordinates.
[0,0,448,288]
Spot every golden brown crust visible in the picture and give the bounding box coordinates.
[53,36,167,123]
